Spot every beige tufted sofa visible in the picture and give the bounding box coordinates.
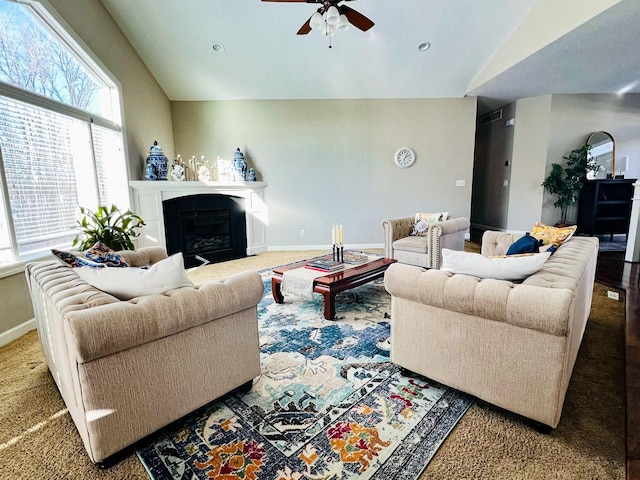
[25,247,264,464]
[384,231,599,428]
[381,216,470,269]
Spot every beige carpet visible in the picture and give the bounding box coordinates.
[0,246,625,479]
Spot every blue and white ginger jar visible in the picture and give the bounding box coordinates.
[233,148,247,181]
[145,140,168,181]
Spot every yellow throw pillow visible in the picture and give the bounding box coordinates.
[530,222,577,247]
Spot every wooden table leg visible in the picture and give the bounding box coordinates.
[320,289,337,320]
[271,277,284,304]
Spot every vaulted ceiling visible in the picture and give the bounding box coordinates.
[99,0,640,112]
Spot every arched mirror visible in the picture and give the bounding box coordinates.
[586,131,615,179]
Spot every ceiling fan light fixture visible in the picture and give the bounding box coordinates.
[326,5,340,25]
[336,14,350,32]
[310,11,323,30]
[322,22,335,37]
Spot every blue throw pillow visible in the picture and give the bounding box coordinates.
[506,233,543,255]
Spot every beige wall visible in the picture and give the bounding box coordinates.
[476,93,640,231]
[0,0,174,340]
[171,98,477,247]
[544,93,640,224]
[507,95,552,231]
[47,0,174,180]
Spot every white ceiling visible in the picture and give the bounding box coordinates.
[99,0,640,111]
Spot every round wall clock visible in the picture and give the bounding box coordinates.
[394,147,416,168]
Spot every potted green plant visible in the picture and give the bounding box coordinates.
[541,144,591,225]
[73,204,145,251]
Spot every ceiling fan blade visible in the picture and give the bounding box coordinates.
[297,17,312,35]
[341,5,374,31]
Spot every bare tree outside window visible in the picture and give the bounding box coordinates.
[0,1,101,113]
[0,0,127,265]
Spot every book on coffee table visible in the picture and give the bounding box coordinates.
[342,252,368,265]
[305,258,344,271]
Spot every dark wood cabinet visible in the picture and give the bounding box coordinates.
[577,179,636,237]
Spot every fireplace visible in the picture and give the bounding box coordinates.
[163,194,247,268]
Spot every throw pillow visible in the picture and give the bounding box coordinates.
[441,248,551,281]
[506,233,543,255]
[410,212,449,236]
[74,252,192,300]
[530,222,577,247]
[52,242,129,268]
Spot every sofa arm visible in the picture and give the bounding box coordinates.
[65,271,264,363]
[433,217,470,236]
[384,263,573,336]
[117,246,168,267]
[381,216,414,257]
[481,231,523,256]
[425,217,470,268]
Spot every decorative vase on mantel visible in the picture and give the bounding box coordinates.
[233,148,247,181]
[145,140,169,181]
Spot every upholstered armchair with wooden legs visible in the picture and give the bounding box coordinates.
[381,216,470,269]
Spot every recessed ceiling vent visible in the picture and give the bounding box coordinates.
[480,109,502,125]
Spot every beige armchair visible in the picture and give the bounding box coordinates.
[381,215,470,269]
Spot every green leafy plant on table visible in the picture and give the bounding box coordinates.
[73,204,145,251]
[541,144,591,225]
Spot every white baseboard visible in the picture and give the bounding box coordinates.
[268,243,384,252]
[0,318,36,347]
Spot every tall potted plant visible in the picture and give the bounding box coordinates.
[73,204,145,251]
[541,144,591,225]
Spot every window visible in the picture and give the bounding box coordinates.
[0,0,128,267]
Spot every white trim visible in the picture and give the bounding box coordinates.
[268,243,384,252]
[0,318,36,347]
[0,251,51,279]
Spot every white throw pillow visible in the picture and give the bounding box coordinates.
[440,249,551,281]
[75,252,193,300]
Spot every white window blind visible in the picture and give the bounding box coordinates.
[0,0,127,269]
[91,124,125,206]
[0,94,118,259]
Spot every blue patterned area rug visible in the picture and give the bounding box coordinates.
[136,273,473,479]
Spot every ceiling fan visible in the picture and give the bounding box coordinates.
[262,0,375,36]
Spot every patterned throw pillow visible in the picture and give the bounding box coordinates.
[530,222,577,247]
[52,241,129,268]
[410,212,449,236]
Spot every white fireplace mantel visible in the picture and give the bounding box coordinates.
[129,181,268,255]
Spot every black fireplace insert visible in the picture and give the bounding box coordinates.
[163,194,247,268]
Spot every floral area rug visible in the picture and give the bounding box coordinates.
[136,273,473,480]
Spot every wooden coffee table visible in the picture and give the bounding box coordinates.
[271,256,396,320]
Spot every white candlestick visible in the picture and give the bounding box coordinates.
[332,224,336,244]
